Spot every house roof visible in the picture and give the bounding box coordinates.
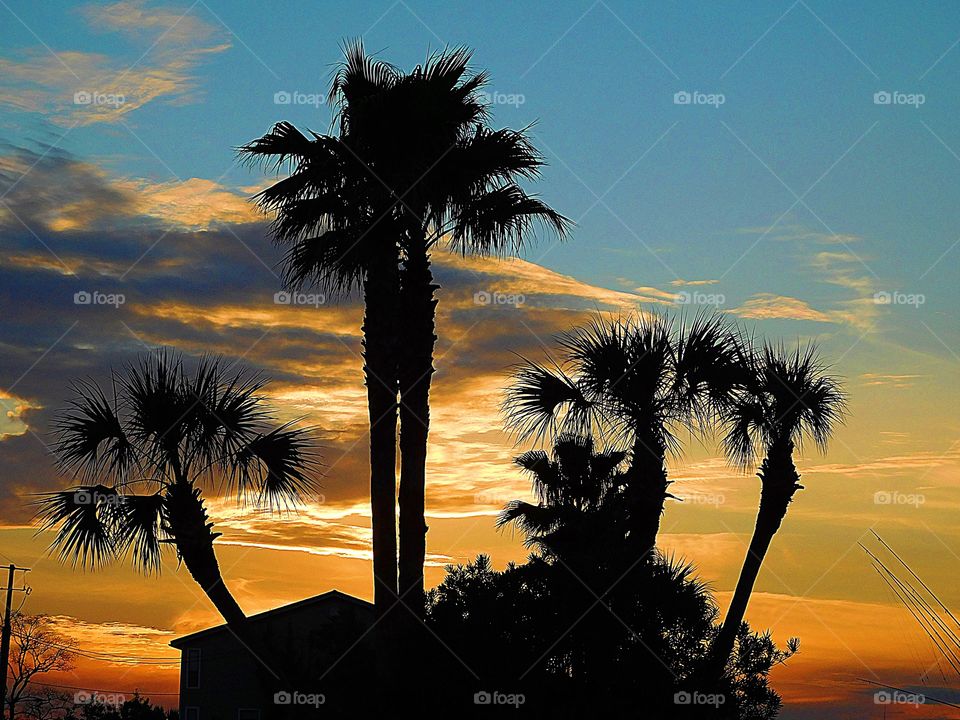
[169,590,373,648]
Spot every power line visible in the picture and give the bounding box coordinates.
[10,633,178,664]
[26,680,178,697]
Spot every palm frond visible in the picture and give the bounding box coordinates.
[116,493,167,574]
[447,184,570,256]
[34,485,121,568]
[229,423,322,510]
[52,379,134,481]
[503,360,590,443]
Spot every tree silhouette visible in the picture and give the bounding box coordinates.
[5,612,76,720]
[241,42,568,619]
[239,46,404,617]
[709,342,845,676]
[505,312,743,561]
[36,351,319,627]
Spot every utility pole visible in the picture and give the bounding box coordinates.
[0,564,30,720]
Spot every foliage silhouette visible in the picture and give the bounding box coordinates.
[504,312,744,561]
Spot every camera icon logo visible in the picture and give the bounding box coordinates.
[673,91,691,105]
[274,291,292,305]
[274,91,292,105]
[74,691,92,704]
[674,691,692,705]
[74,291,92,305]
[273,691,292,705]
[474,691,492,705]
[473,290,491,305]
[874,91,892,105]
[873,291,892,305]
[74,490,93,505]
[73,91,92,105]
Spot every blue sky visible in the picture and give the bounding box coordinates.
[4,0,959,359]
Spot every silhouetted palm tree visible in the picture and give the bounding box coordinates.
[242,43,568,617]
[36,351,319,627]
[239,46,405,617]
[498,434,627,567]
[709,342,845,675]
[505,312,742,561]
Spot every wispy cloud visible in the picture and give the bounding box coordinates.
[0,1,229,125]
[732,293,833,322]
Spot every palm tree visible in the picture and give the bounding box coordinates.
[381,49,569,613]
[242,43,568,617]
[239,46,405,618]
[708,342,845,675]
[36,351,319,627]
[498,434,627,567]
[504,312,743,561]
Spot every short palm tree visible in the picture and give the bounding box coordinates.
[36,351,319,627]
[498,434,627,566]
[709,342,845,675]
[505,312,743,561]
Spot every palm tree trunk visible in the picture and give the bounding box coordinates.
[363,251,400,619]
[397,240,436,618]
[164,482,246,625]
[709,440,801,677]
[625,432,669,562]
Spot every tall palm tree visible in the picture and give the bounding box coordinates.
[36,351,319,627]
[709,342,845,675]
[242,43,568,618]
[504,312,742,561]
[239,46,405,618]
[381,49,569,613]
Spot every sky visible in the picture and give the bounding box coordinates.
[1,1,959,717]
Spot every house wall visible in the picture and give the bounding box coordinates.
[176,600,372,720]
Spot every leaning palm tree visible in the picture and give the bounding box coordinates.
[505,312,743,561]
[35,351,319,627]
[708,342,845,675]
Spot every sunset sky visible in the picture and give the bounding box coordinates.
[1,1,959,717]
